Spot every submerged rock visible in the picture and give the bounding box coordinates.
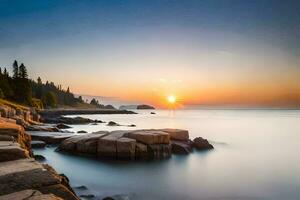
[29,131,73,144]
[193,137,214,150]
[31,140,46,148]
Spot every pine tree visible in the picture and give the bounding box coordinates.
[3,68,8,77]
[37,77,42,84]
[19,63,28,79]
[13,60,19,79]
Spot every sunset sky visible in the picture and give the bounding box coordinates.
[1,0,300,107]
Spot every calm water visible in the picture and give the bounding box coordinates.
[34,109,300,200]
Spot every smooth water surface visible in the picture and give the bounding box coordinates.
[34,109,300,200]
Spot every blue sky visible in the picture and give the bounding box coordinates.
[0,0,300,106]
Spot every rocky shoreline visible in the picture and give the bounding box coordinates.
[0,103,214,200]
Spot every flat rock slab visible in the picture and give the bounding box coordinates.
[160,129,189,141]
[0,159,78,200]
[124,130,170,145]
[0,189,63,200]
[28,131,73,144]
[0,141,29,161]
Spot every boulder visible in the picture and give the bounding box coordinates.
[161,129,189,141]
[77,130,87,133]
[116,137,136,159]
[31,140,46,148]
[193,137,214,150]
[171,140,193,154]
[147,144,171,159]
[107,121,119,126]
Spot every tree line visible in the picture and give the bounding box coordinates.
[0,60,84,108]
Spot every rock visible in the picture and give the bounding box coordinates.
[135,142,148,159]
[25,125,60,132]
[80,194,95,198]
[102,197,115,200]
[31,140,46,148]
[124,130,170,145]
[59,132,108,154]
[147,144,171,159]
[74,185,88,190]
[0,189,64,200]
[136,105,155,109]
[116,137,136,160]
[150,112,156,114]
[161,129,189,141]
[34,154,46,161]
[128,124,136,127]
[56,123,72,129]
[171,140,193,154]
[107,121,119,126]
[193,137,214,150]
[0,122,32,157]
[29,131,73,144]
[0,159,79,200]
[77,130,87,133]
[0,141,30,161]
[103,105,115,109]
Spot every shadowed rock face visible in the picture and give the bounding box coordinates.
[193,137,214,150]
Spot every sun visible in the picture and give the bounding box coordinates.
[167,95,176,104]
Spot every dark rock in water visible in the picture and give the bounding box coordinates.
[31,140,46,148]
[104,105,115,109]
[80,194,95,199]
[90,123,98,125]
[128,124,136,127]
[193,137,214,150]
[171,140,193,154]
[77,130,87,133]
[137,104,155,109]
[107,121,119,126]
[102,197,115,200]
[34,154,46,161]
[74,185,88,190]
[56,123,72,129]
[42,116,95,125]
[150,112,156,114]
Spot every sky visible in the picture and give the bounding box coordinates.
[0,0,300,107]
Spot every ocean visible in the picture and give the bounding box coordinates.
[34,109,300,200]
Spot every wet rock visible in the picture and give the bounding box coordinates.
[193,137,214,150]
[34,154,46,161]
[102,197,115,200]
[128,124,136,127]
[31,140,46,148]
[150,112,156,114]
[56,123,72,129]
[107,121,119,126]
[80,194,95,199]
[171,140,193,154]
[74,185,88,190]
[77,130,87,133]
